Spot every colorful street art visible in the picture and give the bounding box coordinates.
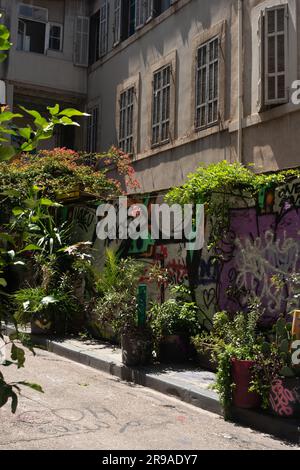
[68,177,300,327]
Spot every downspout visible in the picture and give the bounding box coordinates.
[237,0,244,163]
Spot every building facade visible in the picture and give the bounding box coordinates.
[1,0,300,193]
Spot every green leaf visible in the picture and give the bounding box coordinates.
[12,207,24,216]
[0,145,16,161]
[11,391,18,414]
[58,108,89,118]
[39,198,61,207]
[11,344,25,369]
[0,111,22,123]
[59,116,80,127]
[19,244,42,253]
[47,104,60,116]
[0,277,7,287]
[18,127,32,140]
[17,382,44,394]
[0,232,14,243]
[19,106,48,129]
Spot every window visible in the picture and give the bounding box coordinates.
[152,65,171,146]
[17,4,64,55]
[89,10,100,64]
[263,5,288,106]
[17,19,46,54]
[87,107,99,153]
[48,24,63,51]
[74,16,89,67]
[195,37,219,130]
[119,87,135,154]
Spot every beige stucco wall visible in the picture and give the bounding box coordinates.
[0,0,88,98]
[88,0,239,193]
[0,0,299,186]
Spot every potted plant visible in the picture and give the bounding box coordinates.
[13,287,56,334]
[95,250,153,366]
[149,285,201,363]
[191,331,219,372]
[250,317,300,418]
[212,300,263,415]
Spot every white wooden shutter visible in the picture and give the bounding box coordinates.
[264,4,288,106]
[113,0,121,46]
[74,16,89,67]
[99,0,109,57]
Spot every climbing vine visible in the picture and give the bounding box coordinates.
[166,161,300,250]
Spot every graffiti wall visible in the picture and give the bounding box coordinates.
[68,177,300,326]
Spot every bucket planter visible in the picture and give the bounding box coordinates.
[269,377,300,418]
[121,328,153,367]
[231,358,261,409]
[158,334,190,364]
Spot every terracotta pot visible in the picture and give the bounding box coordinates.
[269,377,300,418]
[231,358,261,409]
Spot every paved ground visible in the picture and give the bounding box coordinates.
[0,347,297,450]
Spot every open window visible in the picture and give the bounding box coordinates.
[17,3,48,54]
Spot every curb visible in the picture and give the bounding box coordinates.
[5,327,300,445]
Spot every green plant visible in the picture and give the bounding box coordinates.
[250,317,300,409]
[13,287,57,326]
[210,299,264,413]
[166,161,300,250]
[0,21,87,412]
[149,285,201,349]
[94,251,145,334]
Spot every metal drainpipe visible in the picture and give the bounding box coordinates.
[237,0,244,163]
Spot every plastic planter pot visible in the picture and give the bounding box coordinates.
[231,358,261,409]
[269,377,300,418]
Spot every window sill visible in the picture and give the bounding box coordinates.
[229,101,300,133]
[135,122,227,162]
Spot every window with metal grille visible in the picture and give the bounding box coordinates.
[264,5,288,106]
[195,37,219,130]
[119,87,135,154]
[152,65,171,146]
[87,107,99,153]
